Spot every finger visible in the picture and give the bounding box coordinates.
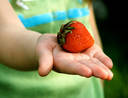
[38,48,53,76]
[94,51,113,69]
[77,64,92,78]
[92,58,113,80]
[80,59,109,80]
[55,60,92,78]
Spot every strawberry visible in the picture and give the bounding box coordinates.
[57,21,94,53]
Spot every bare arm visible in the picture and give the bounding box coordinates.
[0,0,41,70]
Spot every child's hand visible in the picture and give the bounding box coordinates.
[36,34,113,80]
[53,44,113,80]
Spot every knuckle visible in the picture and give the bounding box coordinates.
[79,66,92,78]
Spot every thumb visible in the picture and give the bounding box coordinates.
[38,47,53,76]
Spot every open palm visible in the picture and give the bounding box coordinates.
[53,44,113,80]
[37,34,113,80]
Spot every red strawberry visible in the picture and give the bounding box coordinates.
[57,21,94,53]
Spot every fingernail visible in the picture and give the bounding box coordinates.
[107,70,113,80]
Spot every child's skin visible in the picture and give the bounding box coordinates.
[0,0,113,80]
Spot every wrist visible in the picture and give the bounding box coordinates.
[23,30,42,70]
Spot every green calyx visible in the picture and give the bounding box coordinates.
[57,21,75,46]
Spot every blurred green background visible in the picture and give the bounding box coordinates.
[93,0,128,98]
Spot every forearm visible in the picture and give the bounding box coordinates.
[0,25,41,70]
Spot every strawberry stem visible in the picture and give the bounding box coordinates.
[57,21,75,46]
